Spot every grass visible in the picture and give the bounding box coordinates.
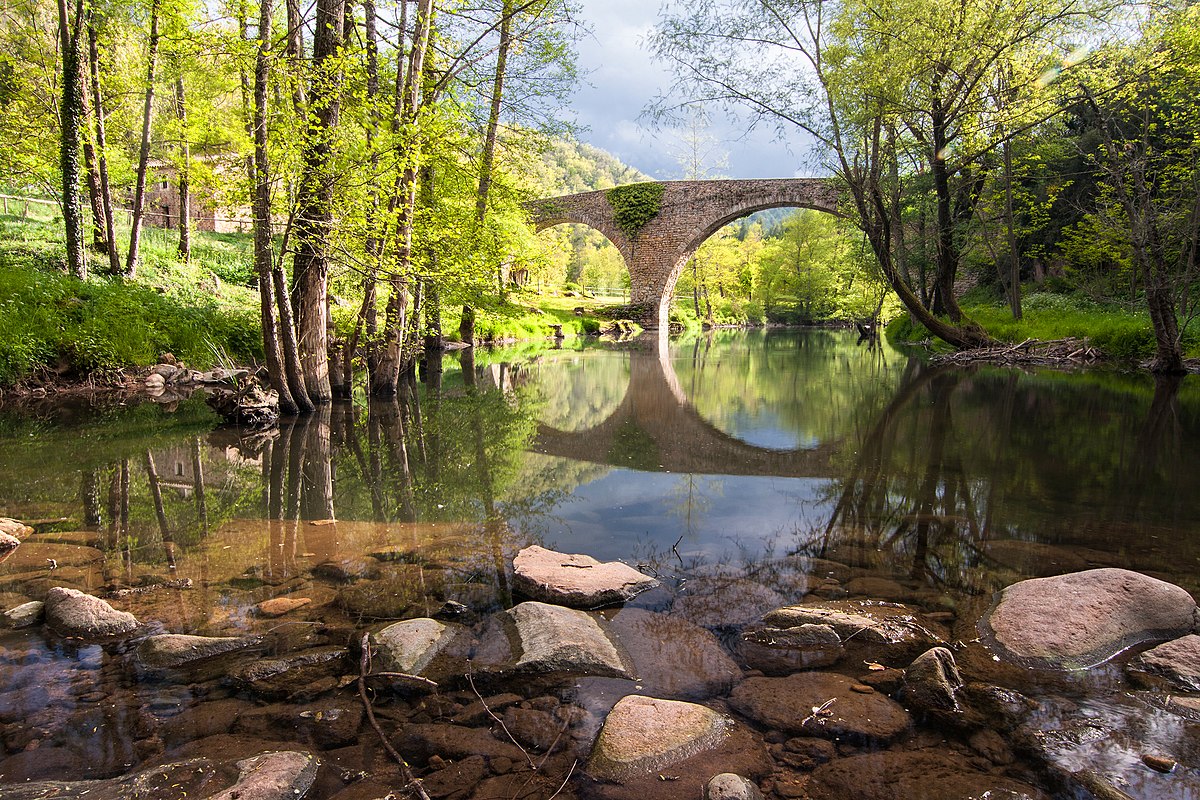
[0,206,262,385]
[886,290,1199,362]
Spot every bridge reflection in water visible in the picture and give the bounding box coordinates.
[531,331,840,477]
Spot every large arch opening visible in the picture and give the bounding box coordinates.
[666,202,851,327]
[532,222,632,304]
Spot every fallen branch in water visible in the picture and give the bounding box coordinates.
[357,633,432,800]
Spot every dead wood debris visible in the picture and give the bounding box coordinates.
[931,337,1102,367]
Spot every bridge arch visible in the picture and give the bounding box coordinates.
[529,179,839,328]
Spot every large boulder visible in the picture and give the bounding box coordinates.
[44,587,138,639]
[513,545,658,608]
[1127,634,1200,692]
[728,672,911,744]
[473,601,633,680]
[982,568,1199,669]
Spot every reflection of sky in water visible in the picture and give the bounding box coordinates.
[523,464,831,564]
[721,408,820,450]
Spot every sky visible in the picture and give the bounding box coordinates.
[566,0,813,180]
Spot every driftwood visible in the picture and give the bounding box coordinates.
[931,337,1102,368]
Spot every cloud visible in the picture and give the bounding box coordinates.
[568,1,810,179]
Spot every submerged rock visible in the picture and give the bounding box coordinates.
[737,622,843,674]
[706,772,764,800]
[982,568,1199,669]
[230,646,348,699]
[728,672,911,744]
[0,750,318,800]
[604,607,741,699]
[762,599,946,665]
[1127,634,1200,692]
[513,545,658,608]
[254,597,312,618]
[44,586,138,639]
[806,749,1048,800]
[137,633,261,670]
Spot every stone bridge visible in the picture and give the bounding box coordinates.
[531,331,840,477]
[530,179,839,328]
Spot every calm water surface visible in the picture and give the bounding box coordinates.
[0,329,1197,798]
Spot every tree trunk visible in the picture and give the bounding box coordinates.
[87,22,120,274]
[80,67,105,254]
[1002,139,1022,319]
[371,0,433,397]
[57,0,87,280]
[291,0,346,405]
[126,0,162,277]
[175,76,191,262]
[253,0,304,414]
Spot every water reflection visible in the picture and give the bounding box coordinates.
[1,332,1200,794]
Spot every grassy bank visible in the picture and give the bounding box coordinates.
[886,290,1200,362]
[0,209,636,387]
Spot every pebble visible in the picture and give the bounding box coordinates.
[849,684,874,694]
[1143,754,1177,773]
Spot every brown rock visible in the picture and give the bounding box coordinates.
[983,569,1199,669]
[255,596,312,617]
[763,600,947,665]
[1127,634,1200,692]
[806,749,1048,800]
[728,672,911,744]
[738,623,843,674]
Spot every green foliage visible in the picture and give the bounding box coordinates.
[607,182,664,239]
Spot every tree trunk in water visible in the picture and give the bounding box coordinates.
[252,0,302,414]
[175,76,191,262]
[125,0,162,277]
[57,0,87,280]
[291,0,346,405]
[87,22,120,274]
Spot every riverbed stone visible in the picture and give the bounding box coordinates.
[584,695,771,800]
[234,700,364,749]
[982,568,1199,669]
[371,617,472,683]
[336,564,437,619]
[2,542,105,571]
[737,623,843,674]
[505,601,632,679]
[2,600,43,629]
[762,599,947,665]
[0,750,318,800]
[230,646,348,699]
[44,586,138,639]
[137,633,262,670]
[588,695,730,781]
[904,646,964,713]
[728,672,912,743]
[981,540,1090,578]
[254,596,311,617]
[604,607,741,698]
[1128,634,1200,692]
[806,749,1048,800]
[513,545,658,608]
[706,772,764,800]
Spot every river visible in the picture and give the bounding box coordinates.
[0,328,1196,799]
